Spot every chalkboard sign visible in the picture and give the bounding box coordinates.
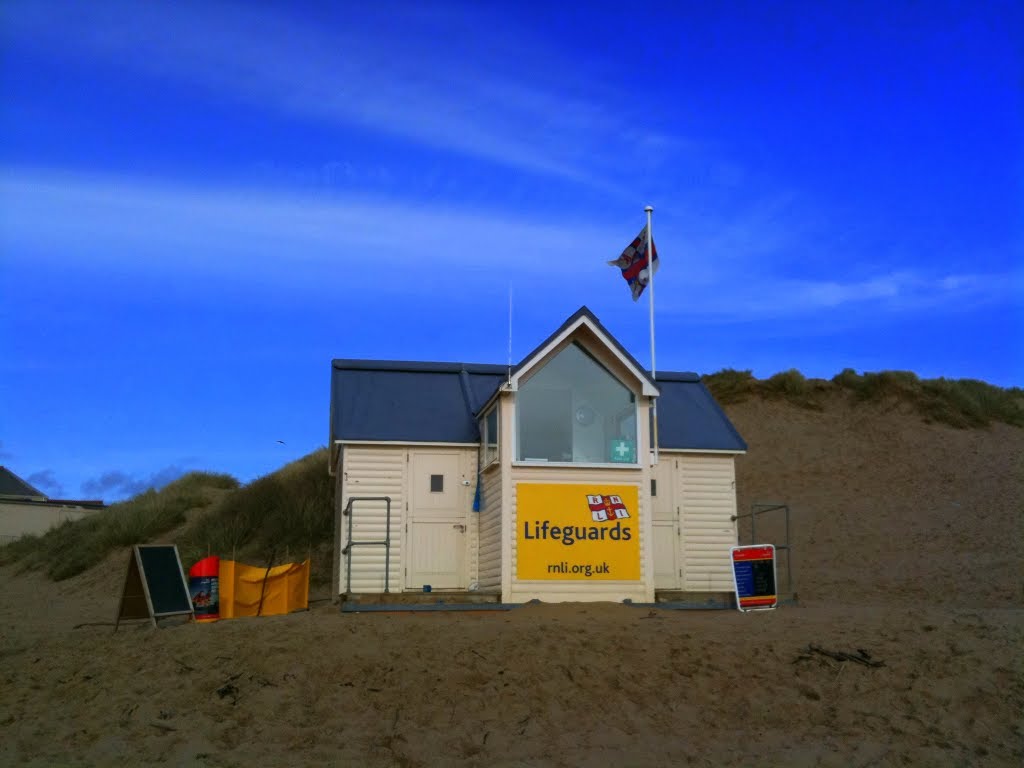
[116,545,195,629]
[731,545,777,612]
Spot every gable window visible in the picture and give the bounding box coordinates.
[479,403,499,468]
[516,342,638,464]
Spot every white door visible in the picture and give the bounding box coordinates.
[679,456,738,592]
[406,452,467,590]
[652,458,682,589]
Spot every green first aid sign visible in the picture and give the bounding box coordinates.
[609,439,635,463]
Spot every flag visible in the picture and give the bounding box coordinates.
[586,494,630,522]
[608,225,659,301]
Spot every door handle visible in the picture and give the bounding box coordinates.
[453,524,466,532]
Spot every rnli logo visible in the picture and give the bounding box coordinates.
[586,494,630,523]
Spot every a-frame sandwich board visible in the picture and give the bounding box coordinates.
[115,545,195,630]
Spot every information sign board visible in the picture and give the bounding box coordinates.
[731,544,777,612]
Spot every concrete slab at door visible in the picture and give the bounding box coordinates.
[407,451,467,590]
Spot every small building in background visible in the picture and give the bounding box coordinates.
[0,466,104,544]
[328,306,746,604]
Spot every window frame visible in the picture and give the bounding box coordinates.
[478,402,500,470]
[513,342,641,468]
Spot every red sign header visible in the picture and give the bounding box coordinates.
[732,545,774,562]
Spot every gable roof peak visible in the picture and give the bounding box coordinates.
[511,306,659,397]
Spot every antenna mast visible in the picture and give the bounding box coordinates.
[507,284,513,385]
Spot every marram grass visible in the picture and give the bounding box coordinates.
[702,368,1023,429]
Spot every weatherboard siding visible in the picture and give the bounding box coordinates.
[332,449,345,598]
[679,455,738,592]
[339,446,405,594]
[477,465,502,590]
[463,449,480,587]
[336,447,738,598]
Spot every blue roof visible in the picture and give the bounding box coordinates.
[331,360,507,444]
[652,373,747,452]
[329,307,746,458]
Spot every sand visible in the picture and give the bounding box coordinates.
[1,396,1021,766]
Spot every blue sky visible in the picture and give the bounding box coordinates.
[1,0,1020,501]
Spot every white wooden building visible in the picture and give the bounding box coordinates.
[329,307,746,604]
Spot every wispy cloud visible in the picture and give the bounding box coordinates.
[1,1,677,187]
[80,465,188,501]
[2,168,1012,322]
[26,469,64,497]
[0,168,620,279]
[654,269,1016,322]
[770,271,1008,313]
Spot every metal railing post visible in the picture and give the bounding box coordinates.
[341,496,393,597]
[383,497,391,593]
[733,502,793,595]
[784,505,792,592]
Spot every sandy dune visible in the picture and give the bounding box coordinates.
[1,396,1021,766]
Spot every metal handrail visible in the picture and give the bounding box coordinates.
[733,501,793,595]
[341,496,392,595]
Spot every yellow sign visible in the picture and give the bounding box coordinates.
[516,483,640,581]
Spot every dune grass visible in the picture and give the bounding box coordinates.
[697,368,756,404]
[177,448,334,582]
[0,472,238,580]
[703,367,1024,428]
[0,452,335,584]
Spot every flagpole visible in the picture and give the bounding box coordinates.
[646,206,655,378]
[645,205,658,465]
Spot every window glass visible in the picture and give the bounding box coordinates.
[479,404,499,467]
[517,343,637,463]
